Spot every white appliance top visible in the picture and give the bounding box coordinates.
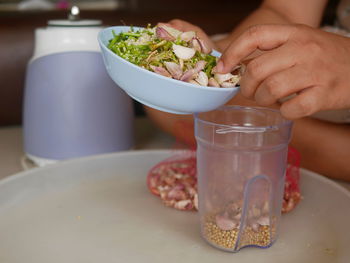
[30,6,104,61]
[48,20,102,27]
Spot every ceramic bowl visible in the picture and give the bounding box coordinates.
[98,26,240,114]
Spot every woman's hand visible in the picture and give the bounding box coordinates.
[158,19,217,51]
[215,24,350,119]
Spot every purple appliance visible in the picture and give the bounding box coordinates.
[23,7,134,166]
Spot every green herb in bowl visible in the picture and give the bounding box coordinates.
[107,24,240,88]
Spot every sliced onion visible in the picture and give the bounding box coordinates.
[191,38,202,52]
[180,31,196,42]
[208,77,220,87]
[180,61,207,82]
[230,75,241,86]
[214,73,235,84]
[157,23,182,38]
[198,38,212,54]
[189,79,200,86]
[180,69,197,82]
[220,82,236,88]
[156,27,175,41]
[164,61,183,80]
[194,60,207,72]
[172,44,196,60]
[191,37,212,54]
[215,214,237,231]
[195,71,209,86]
[150,65,172,78]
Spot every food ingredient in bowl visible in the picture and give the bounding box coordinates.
[107,24,241,88]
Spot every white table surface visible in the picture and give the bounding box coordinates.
[0,117,349,192]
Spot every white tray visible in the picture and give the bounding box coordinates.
[0,150,349,263]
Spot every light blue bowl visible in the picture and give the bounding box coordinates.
[98,26,240,114]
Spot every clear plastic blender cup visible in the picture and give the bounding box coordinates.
[194,106,293,252]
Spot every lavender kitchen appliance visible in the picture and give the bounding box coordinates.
[23,7,134,167]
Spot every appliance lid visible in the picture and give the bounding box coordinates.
[48,20,102,27]
[48,6,102,27]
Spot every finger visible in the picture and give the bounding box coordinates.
[168,19,194,31]
[279,86,325,119]
[239,44,298,98]
[215,24,297,73]
[168,19,203,36]
[156,22,172,27]
[168,19,215,51]
[157,21,191,33]
[254,65,313,106]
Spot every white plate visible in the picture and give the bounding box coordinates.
[0,150,349,263]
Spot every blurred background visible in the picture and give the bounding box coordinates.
[0,0,340,126]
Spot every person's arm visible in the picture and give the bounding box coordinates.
[215,0,328,51]
[291,117,350,179]
[144,107,195,147]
